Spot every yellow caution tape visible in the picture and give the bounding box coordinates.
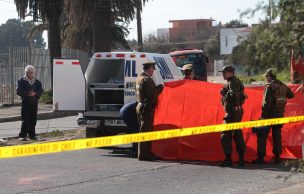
[0,115,303,159]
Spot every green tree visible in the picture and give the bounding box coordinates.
[14,0,63,89]
[234,0,304,76]
[143,33,177,53]
[64,0,149,52]
[204,28,220,62]
[0,19,45,48]
[225,19,249,28]
[61,11,131,52]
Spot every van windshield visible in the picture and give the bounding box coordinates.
[172,53,206,77]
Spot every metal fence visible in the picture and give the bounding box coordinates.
[0,46,88,105]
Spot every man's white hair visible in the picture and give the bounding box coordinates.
[25,65,35,73]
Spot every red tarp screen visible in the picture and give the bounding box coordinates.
[152,80,304,161]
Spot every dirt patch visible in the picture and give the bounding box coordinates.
[0,128,86,146]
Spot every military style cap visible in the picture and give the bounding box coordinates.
[142,61,156,70]
[182,64,193,71]
[263,68,276,77]
[218,65,235,72]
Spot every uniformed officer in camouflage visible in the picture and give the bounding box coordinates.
[136,62,164,161]
[219,65,247,167]
[252,69,294,164]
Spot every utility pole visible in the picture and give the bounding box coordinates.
[136,0,143,52]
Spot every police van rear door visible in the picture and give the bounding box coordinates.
[53,59,86,111]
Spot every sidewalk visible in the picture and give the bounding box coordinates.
[0,103,79,139]
[0,103,77,123]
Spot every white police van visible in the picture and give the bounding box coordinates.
[53,52,183,137]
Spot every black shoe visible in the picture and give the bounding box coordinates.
[220,154,232,167]
[274,155,281,164]
[238,160,245,166]
[220,160,232,167]
[130,150,138,158]
[138,155,161,161]
[19,137,27,141]
[238,153,245,166]
[252,156,264,164]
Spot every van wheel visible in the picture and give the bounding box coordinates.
[85,126,111,138]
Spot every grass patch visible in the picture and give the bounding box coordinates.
[239,75,264,84]
[40,90,53,104]
[40,129,64,138]
[277,70,291,83]
[239,69,290,84]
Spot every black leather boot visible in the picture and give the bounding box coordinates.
[220,154,232,167]
[252,155,264,164]
[238,153,245,166]
[274,154,281,164]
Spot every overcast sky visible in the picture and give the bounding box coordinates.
[0,0,265,42]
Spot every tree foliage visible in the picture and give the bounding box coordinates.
[232,0,304,74]
[204,28,220,62]
[142,33,177,53]
[225,19,249,28]
[64,0,148,52]
[0,19,45,48]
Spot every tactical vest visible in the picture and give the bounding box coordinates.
[221,77,247,113]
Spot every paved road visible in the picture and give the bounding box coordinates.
[0,148,303,194]
[0,116,79,138]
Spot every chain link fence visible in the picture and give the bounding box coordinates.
[0,46,88,105]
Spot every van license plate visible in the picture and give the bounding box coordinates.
[104,119,126,126]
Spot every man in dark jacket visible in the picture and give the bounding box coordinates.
[16,65,43,141]
[252,69,294,164]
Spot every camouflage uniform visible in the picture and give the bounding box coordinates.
[136,72,164,160]
[221,76,246,158]
[256,78,294,159]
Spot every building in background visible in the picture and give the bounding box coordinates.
[220,28,252,55]
[168,19,213,42]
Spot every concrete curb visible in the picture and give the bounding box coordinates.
[0,111,78,123]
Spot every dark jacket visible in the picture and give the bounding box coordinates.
[119,101,139,133]
[221,76,245,113]
[16,77,43,103]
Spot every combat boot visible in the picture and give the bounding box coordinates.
[238,153,245,166]
[252,155,264,164]
[274,154,281,164]
[220,154,232,167]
